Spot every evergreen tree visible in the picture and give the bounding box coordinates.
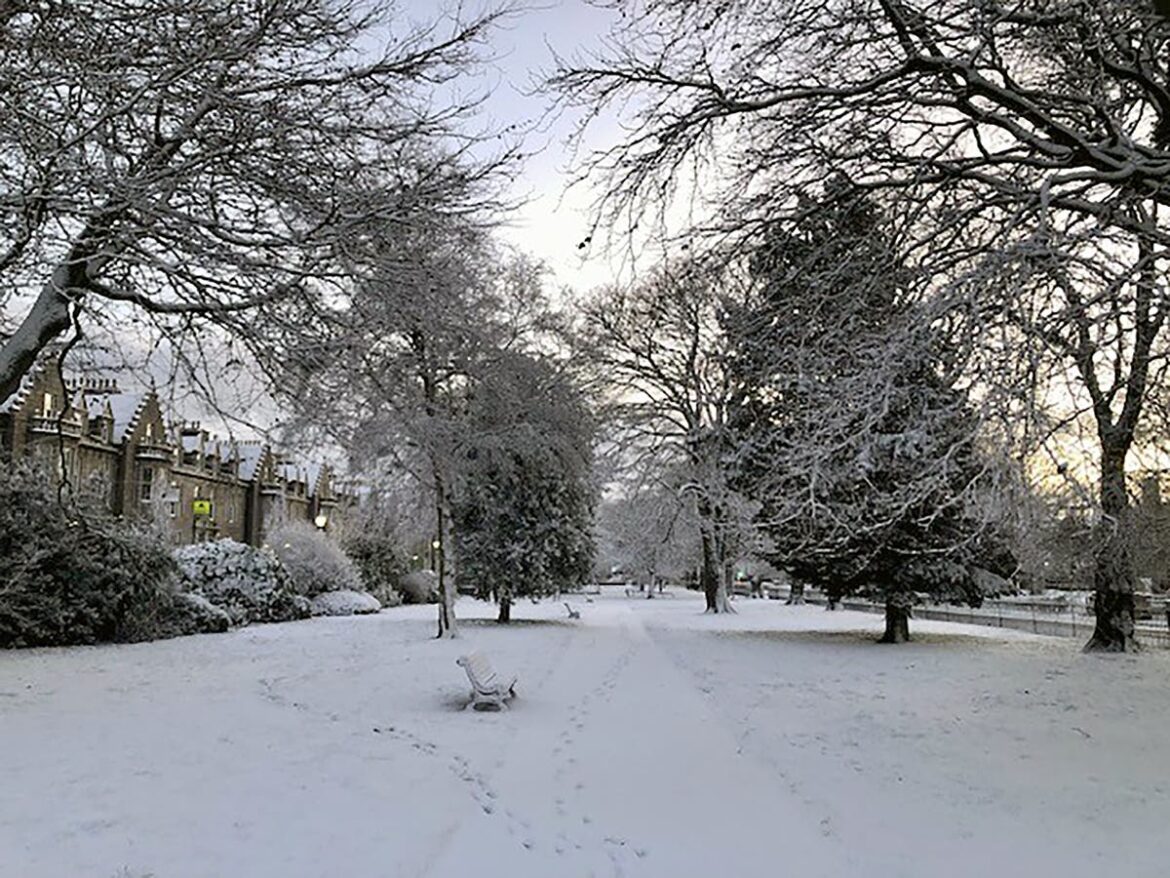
[725,180,1013,641]
[452,352,596,622]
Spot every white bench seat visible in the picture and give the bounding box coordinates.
[456,651,517,711]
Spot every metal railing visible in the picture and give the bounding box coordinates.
[801,594,1170,649]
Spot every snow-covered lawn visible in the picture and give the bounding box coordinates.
[2,592,1168,878]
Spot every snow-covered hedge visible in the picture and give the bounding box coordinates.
[267,521,364,597]
[175,539,310,626]
[310,590,382,616]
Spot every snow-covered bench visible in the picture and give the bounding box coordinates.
[456,651,517,711]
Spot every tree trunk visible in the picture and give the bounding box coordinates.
[0,262,78,402]
[785,580,805,605]
[714,552,734,614]
[700,527,721,612]
[880,595,912,643]
[433,468,458,639]
[497,595,511,624]
[1085,443,1138,652]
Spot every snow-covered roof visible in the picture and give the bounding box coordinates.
[85,395,110,419]
[278,461,306,485]
[99,392,149,442]
[305,462,324,496]
[0,372,36,414]
[235,443,267,481]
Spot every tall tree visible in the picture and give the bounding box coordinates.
[725,182,1012,641]
[452,351,597,623]
[594,478,701,592]
[578,260,743,612]
[278,223,560,637]
[0,0,511,402]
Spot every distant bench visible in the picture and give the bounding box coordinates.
[456,652,517,711]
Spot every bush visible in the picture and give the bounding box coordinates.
[174,539,310,625]
[267,520,364,597]
[160,593,233,636]
[310,589,382,616]
[399,570,439,604]
[337,508,405,607]
[0,465,179,648]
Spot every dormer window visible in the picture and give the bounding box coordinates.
[145,421,153,440]
[41,392,53,417]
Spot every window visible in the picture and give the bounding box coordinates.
[145,421,153,440]
[41,392,53,417]
[139,466,154,502]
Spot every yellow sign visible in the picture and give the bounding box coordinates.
[192,499,213,517]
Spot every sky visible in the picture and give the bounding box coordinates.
[396,0,628,295]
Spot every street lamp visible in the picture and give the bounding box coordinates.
[314,512,328,530]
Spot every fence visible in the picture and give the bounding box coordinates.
[798,593,1170,649]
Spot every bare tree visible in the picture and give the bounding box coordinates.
[959,216,1170,650]
[577,259,745,612]
[595,476,702,592]
[0,0,513,403]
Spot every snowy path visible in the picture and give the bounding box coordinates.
[419,602,849,877]
[2,593,1168,878]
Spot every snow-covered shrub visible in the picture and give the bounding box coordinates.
[160,593,232,636]
[337,505,405,607]
[399,570,439,604]
[267,520,364,597]
[174,539,309,626]
[310,589,381,616]
[0,464,180,648]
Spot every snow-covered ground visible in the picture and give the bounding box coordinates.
[2,592,1168,878]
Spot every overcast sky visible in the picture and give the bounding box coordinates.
[397,0,626,294]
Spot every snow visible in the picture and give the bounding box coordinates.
[234,442,266,481]
[100,392,147,441]
[2,592,1168,878]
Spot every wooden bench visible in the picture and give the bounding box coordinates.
[456,651,517,711]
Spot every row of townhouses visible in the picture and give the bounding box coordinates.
[0,365,344,546]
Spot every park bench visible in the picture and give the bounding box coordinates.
[456,651,517,711]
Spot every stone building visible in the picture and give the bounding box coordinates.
[1,365,344,546]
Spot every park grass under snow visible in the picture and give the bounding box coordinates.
[1,590,1168,878]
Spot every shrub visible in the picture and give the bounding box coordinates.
[398,569,439,604]
[174,539,310,625]
[0,464,179,648]
[337,507,405,607]
[267,520,364,597]
[310,589,381,616]
[160,593,233,636]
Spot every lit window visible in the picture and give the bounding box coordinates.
[41,392,53,417]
